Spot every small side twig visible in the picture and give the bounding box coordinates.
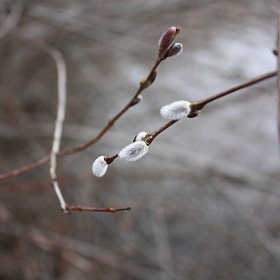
[64,205,131,213]
[0,155,50,180]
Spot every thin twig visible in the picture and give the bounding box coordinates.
[190,71,277,113]
[0,155,50,180]
[145,120,178,146]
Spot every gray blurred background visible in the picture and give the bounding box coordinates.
[0,0,280,279]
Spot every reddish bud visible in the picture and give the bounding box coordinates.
[158,26,181,55]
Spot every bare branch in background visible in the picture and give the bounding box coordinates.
[210,175,280,266]
[277,0,280,158]
[47,45,68,213]
[11,29,69,213]
[0,220,168,280]
[30,230,94,272]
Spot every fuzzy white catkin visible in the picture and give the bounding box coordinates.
[160,100,191,120]
[135,131,147,141]
[118,141,149,162]
[92,156,108,177]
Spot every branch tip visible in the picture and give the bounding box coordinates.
[114,207,132,212]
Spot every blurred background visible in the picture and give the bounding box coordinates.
[0,0,280,279]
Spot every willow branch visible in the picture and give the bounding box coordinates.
[0,70,276,181]
[38,27,179,157]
